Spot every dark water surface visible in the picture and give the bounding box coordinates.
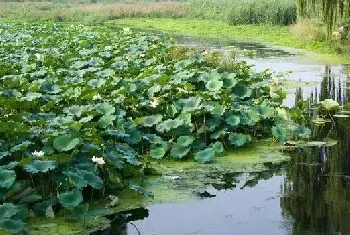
[96,38,350,235]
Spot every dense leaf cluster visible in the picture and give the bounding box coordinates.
[0,23,291,232]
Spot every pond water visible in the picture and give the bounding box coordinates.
[94,37,350,235]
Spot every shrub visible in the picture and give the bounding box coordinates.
[290,19,326,42]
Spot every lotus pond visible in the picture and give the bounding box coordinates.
[0,23,349,235]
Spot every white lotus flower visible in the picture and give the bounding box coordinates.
[150,98,159,108]
[33,150,45,157]
[92,93,102,101]
[92,156,105,165]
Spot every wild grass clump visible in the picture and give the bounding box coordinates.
[290,19,326,42]
[189,0,297,25]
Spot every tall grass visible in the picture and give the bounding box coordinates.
[0,1,188,22]
[189,0,297,25]
[0,0,296,26]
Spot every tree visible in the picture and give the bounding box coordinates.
[296,0,350,34]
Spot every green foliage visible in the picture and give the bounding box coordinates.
[24,160,57,173]
[190,0,297,26]
[58,189,83,209]
[195,148,215,163]
[0,23,295,233]
[53,135,80,152]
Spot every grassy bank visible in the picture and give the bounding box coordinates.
[109,18,348,58]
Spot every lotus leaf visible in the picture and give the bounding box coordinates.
[206,79,223,92]
[156,119,184,132]
[180,97,202,112]
[0,218,25,234]
[170,145,191,158]
[150,147,166,159]
[96,103,115,115]
[0,203,18,218]
[195,148,215,163]
[53,135,80,152]
[272,125,287,143]
[138,115,163,127]
[233,84,252,98]
[58,188,83,209]
[228,133,248,147]
[24,160,57,173]
[176,136,195,147]
[225,115,240,127]
[212,141,225,153]
[88,78,106,88]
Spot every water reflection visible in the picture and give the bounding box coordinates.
[91,38,350,235]
[281,116,350,235]
[90,208,148,235]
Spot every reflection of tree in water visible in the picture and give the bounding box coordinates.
[90,208,149,235]
[281,114,350,234]
[316,65,349,105]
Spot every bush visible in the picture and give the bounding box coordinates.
[290,19,326,42]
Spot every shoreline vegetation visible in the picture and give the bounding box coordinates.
[0,1,348,60]
[108,18,349,61]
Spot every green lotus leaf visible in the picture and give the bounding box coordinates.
[206,79,223,92]
[200,71,221,82]
[272,125,287,143]
[212,141,224,153]
[210,127,228,139]
[67,171,88,189]
[150,147,166,159]
[211,103,226,116]
[41,83,61,94]
[99,114,116,128]
[0,218,25,234]
[256,103,275,119]
[33,198,56,216]
[64,105,85,117]
[143,134,164,144]
[180,97,202,112]
[21,92,42,101]
[10,141,32,153]
[241,110,260,126]
[53,135,80,152]
[295,126,311,139]
[156,119,184,132]
[228,133,248,147]
[88,78,106,88]
[195,148,215,163]
[0,169,15,189]
[222,72,238,88]
[81,171,103,189]
[137,115,163,127]
[233,84,252,98]
[129,183,154,198]
[170,145,191,158]
[225,115,240,127]
[97,69,115,78]
[70,203,89,220]
[19,194,42,204]
[58,188,83,209]
[177,136,195,147]
[96,103,115,115]
[24,160,57,173]
[0,203,18,218]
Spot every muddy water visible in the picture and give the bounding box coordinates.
[98,38,350,235]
